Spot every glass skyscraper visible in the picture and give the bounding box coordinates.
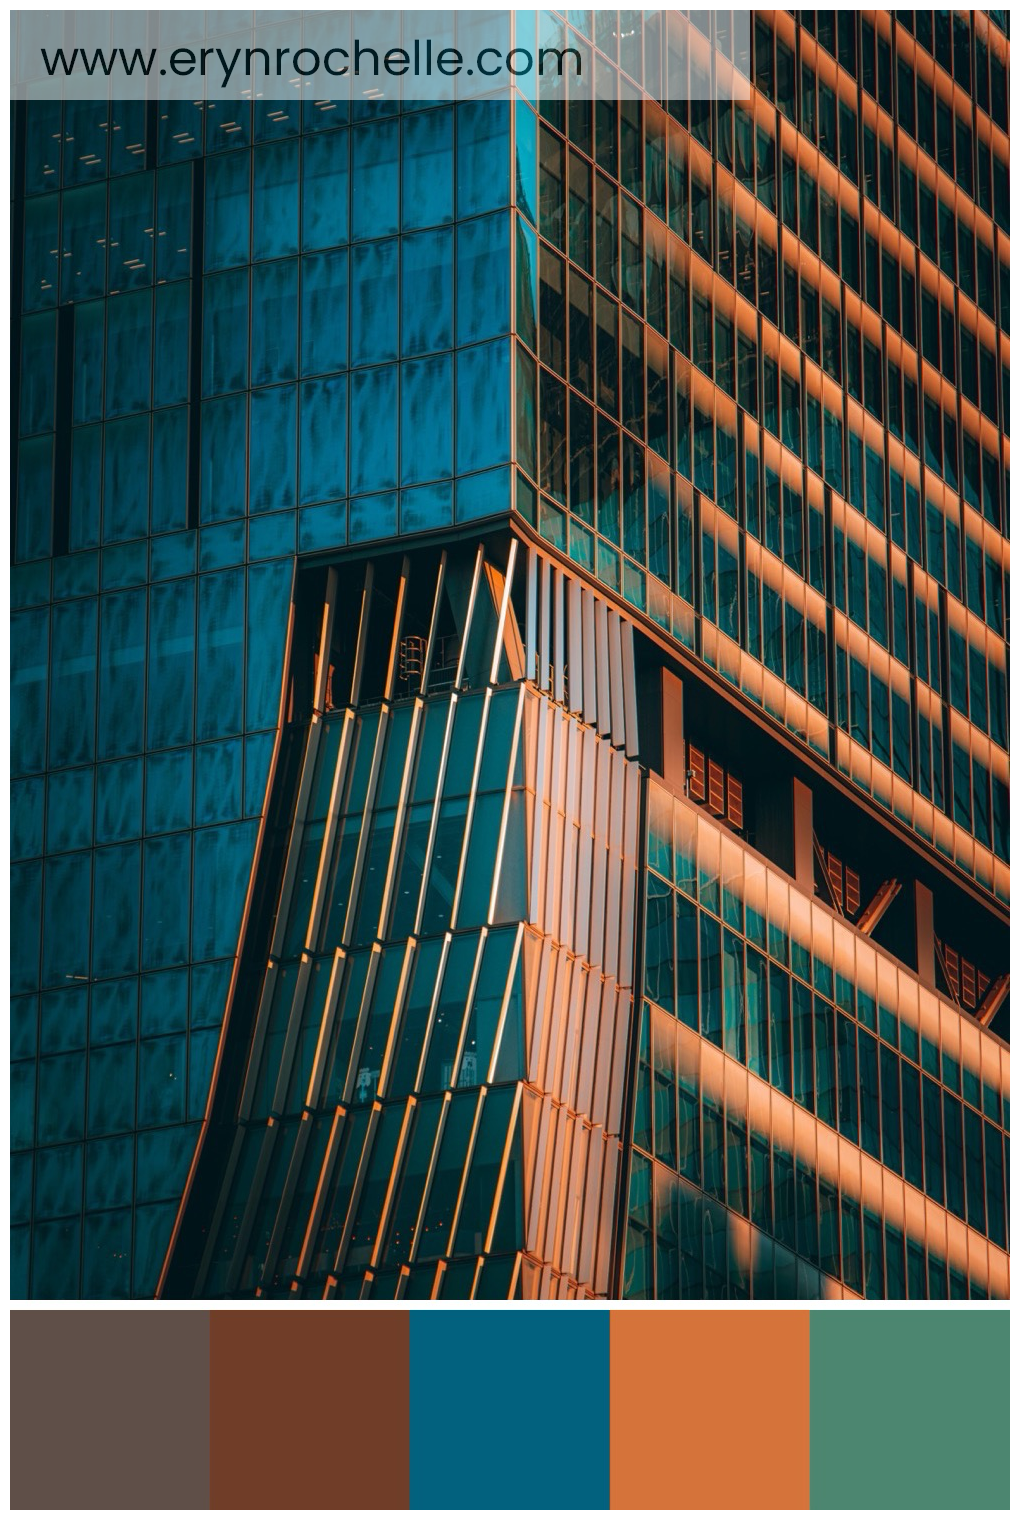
[11,11,1010,1300]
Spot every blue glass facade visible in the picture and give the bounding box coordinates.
[12,92,518,1297]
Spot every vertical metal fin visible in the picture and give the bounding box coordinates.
[313,566,339,714]
[349,562,374,708]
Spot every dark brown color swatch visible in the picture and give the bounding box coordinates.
[210,1307,409,1509]
[10,1309,210,1509]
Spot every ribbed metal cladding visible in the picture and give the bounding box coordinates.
[163,535,644,1299]
[524,543,642,759]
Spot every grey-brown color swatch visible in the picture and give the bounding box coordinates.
[10,1310,210,1509]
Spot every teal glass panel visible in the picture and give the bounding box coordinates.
[722,929,744,1062]
[61,183,106,301]
[11,777,44,862]
[250,387,297,516]
[922,1075,944,1204]
[746,948,769,1080]
[92,844,141,981]
[984,1121,1005,1248]
[192,821,259,962]
[302,129,349,249]
[836,1012,858,1144]
[943,1093,965,1220]
[655,1166,680,1298]
[299,376,348,505]
[814,996,836,1127]
[701,1091,725,1202]
[674,803,696,897]
[644,873,675,1013]
[415,1091,477,1262]
[840,1195,862,1294]
[862,1208,884,1298]
[456,212,510,345]
[796,1161,818,1264]
[772,1147,796,1253]
[151,409,189,533]
[350,366,398,494]
[300,250,348,376]
[401,355,453,486]
[964,1105,986,1234]
[457,102,510,218]
[818,1177,840,1280]
[381,1096,444,1266]
[352,118,399,240]
[194,738,244,826]
[251,260,298,385]
[205,149,251,271]
[401,229,453,357]
[456,341,511,474]
[452,1085,516,1256]
[769,965,791,1096]
[48,598,97,769]
[631,1002,652,1154]
[102,416,150,544]
[677,1058,700,1187]
[515,97,538,225]
[197,569,245,741]
[39,987,87,1055]
[202,270,249,396]
[698,913,721,1046]
[675,894,698,1030]
[37,1050,86,1144]
[253,139,300,261]
[402,106,454,230]
[792,978,814,1111]
[726,1113,748,1217]
[652,1009,677,1169]
[244,559,290,732]
[20,310,56,436]
[901,1062,924,1190]
[351,239,399,365]
[95,759,142,846]
[141,833,191,969]
[858,1029,880,1159]
[623,1150,653,1297]
[146,579,195,751]
[750,1129,771,1233]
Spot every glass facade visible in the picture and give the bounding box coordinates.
[512,10,1009,905]
[10,12,1010,1300]
[12,90,517,1297]
[624,781,1009,1299]
[162,540,639,1299]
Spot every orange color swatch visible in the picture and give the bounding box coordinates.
[609,1309,810,1510]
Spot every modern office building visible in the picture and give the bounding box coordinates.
[11,11,1010,1300]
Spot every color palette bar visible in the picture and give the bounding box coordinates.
[10,1309,1009,1510]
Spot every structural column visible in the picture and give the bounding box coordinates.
[791,778,814,893]
[913,881,936,989]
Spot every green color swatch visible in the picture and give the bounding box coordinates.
[810,1309,1010,1509]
